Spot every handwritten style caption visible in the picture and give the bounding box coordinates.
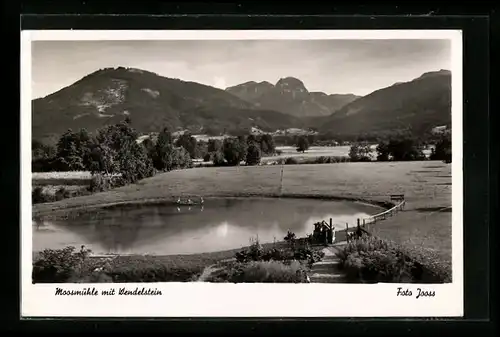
[55,287,163,296]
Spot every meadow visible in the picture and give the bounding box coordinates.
[32,161,451,262]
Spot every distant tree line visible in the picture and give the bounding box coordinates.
[347,132,451,163]
[202,133,276,166]
[272,127,451,148]
[32,120,279,177]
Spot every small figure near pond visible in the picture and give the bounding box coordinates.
[176,196,204,206]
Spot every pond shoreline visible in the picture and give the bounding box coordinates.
[32,194,396,259]
[33,193,392,221]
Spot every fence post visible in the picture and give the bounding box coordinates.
[346,222,349,242]
[363,218,366,228]
[357,218,360,227]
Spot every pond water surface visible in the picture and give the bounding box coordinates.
[32,197,382,255]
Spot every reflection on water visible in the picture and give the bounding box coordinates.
[32,198,381,255]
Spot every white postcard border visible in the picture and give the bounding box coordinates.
[21,29,463,318]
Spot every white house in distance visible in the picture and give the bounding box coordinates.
[431,125,450,135]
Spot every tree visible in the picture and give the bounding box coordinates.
[157,127,173,145]
[430,133,452,163]
[207,138,223,153]
[32,140,57,172]
[307,134,317,146]
[348,142,373,162]
[296,136,309,153]
[247,134,257,146]
[55,129,90,171]
[88,143,119,176]
[259,134,276,155]
[117,138,154,183]
[246,142,262,166]
[212,150,226,166]
[90,120,154,183]
[141,137,155,154]
[151,128,192,172]
[196,141,208,160]
[175,132,199,159]
[223,137,247,166]
[375,142,390,161]
[376,136,426,162]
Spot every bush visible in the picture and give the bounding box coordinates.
[312,156,350,164]
[348,143,373,162]
[209,260,308,283]
[234,235,324,266]
[336,236,451,283]
[89,173,125,192]
[246,142,262,166]
[54,187,71,201]
[104,257,203,282]
[32,186,53,204]
[32,246,92,283]
[284,157,299,165]
[212,151,226,166]
[32,248,208,283]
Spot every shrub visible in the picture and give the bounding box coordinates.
[32,246,92,283]
[210,260,308,283]
[336,236,451,283]
[260,248,294,262]
[54,187,71,201]
[296,136,309,153]
[32,186,53,204]
[246,142,262,166]
[89,173,111,192]
[348,143,373,162]
[89,173,125,192]
[284,157,299,165]
[212,150,226,166]
[104,257,203,282]
[235,235,324,266]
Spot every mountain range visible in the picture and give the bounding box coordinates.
[225,78,360,117]
[31,67,452,143]
[315,69,452,136]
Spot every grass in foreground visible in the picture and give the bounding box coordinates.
[205,260,308,283]
[32,239,325,284]
[335,235,452,284]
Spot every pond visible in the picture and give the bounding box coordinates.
[32,197,382,256]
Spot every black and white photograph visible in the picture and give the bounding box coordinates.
[21,30,463,317]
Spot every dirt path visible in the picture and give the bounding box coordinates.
[196,265,223,282]
[196,258,235,282]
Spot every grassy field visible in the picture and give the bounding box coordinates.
[32,161,452,262]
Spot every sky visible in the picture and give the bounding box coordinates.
[31,39,451,99]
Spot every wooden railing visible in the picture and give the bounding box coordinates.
[325,195,406,243]
[361,199,406,227]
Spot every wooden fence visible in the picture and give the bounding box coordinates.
[326,194,406,243]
